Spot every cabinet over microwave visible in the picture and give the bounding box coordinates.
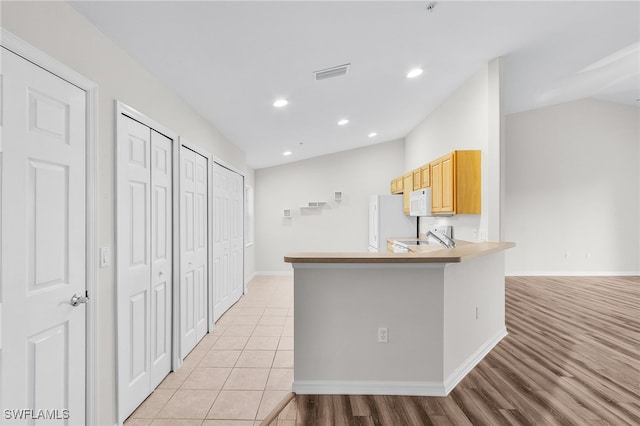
[409,189,432,217]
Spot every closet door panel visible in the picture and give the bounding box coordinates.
[180,147,208,358]
[150,130,172,389]
[194,154,208,342]
[212,164,243,322]
[117,115,152,419]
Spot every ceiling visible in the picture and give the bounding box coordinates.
[70,1,639,169]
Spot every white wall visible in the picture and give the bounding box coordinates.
[2,2,253,425]
[404,59,503,242]
[504,99,640,275]
[443,253,505,378]
[255,139,405,273]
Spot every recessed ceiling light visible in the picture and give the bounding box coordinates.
[338,119,349,126]
[407,68,423,79]
[273,99,288,107]
[368,132,377,138]
[283,151,292,156]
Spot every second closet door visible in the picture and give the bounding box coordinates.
[213,163,244,322]
[180,147,209,358]
[117,115,173,421]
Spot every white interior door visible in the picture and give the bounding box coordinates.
[229,170,244,306]
[213,165,231,322]
[212,164,243,322]
[180,147,208,358]
[1,48,87,424]
[149,130,173,389]
[117,115,173,422]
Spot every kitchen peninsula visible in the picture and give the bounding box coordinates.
[284,240,514,396]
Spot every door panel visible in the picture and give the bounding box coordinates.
[194,155,208,341]
[28,161,68,289]
[212,164,243,322]
[442,154,454,213]
[117,116,152,418]
[212,166,231,322]
[150,131,172,389]
[180,147,208,358]
[180,148,196,356]
[1,48,86,424]
[117,117,174,421]
[130,291,147,381]
[230,172,244,301]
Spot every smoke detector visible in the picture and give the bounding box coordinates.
[313,63,350,81]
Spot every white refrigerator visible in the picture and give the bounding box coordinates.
[368,194,417,253]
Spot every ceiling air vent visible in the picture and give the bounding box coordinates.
[313,63,350,81]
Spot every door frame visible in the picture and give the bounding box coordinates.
[1,29,99,425]
[180,138,215,337]
[115,101,180,421]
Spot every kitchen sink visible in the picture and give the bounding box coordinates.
[391,239,447,253]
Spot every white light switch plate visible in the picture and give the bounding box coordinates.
[100,247,111,268]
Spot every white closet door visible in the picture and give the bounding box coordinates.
[1,47,87,425]
[150,130,172,389]
[229,171,244,304]
[117,116,152,419]
[117,115,173,421]
[180,147,208,358]
[212,164,231,322]
[193,154,208,344]
[212,164,243,322]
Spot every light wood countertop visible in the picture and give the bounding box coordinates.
[284,241,515,264]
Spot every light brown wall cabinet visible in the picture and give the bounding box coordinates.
[430,150,481,215]
[402,173,413,214]
[420,164,430,188]
[412,169,421,191]
[391,176,403,194]
[389,150,480,215]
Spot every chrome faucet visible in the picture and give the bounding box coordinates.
[426,230,456,248]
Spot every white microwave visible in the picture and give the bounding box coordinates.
[409,189,432,217]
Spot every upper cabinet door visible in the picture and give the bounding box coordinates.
[431,159,443,212]
[440,153,455,213]
[420,164,430,188]
[412,168,421,191]
[402,173,413,214]
[431,150,480,215]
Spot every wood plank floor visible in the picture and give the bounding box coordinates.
[268,276,640,426]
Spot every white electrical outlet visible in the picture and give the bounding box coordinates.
[377,327,388,343]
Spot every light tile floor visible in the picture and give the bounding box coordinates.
[124,275,294,426]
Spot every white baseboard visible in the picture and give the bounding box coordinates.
[244,272,257,284]
[292,380,446,397]
[506,271,639,277]
[292,327,507,397]
[443,327,507,394]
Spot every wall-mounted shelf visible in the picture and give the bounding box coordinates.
[300,201,326,209]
